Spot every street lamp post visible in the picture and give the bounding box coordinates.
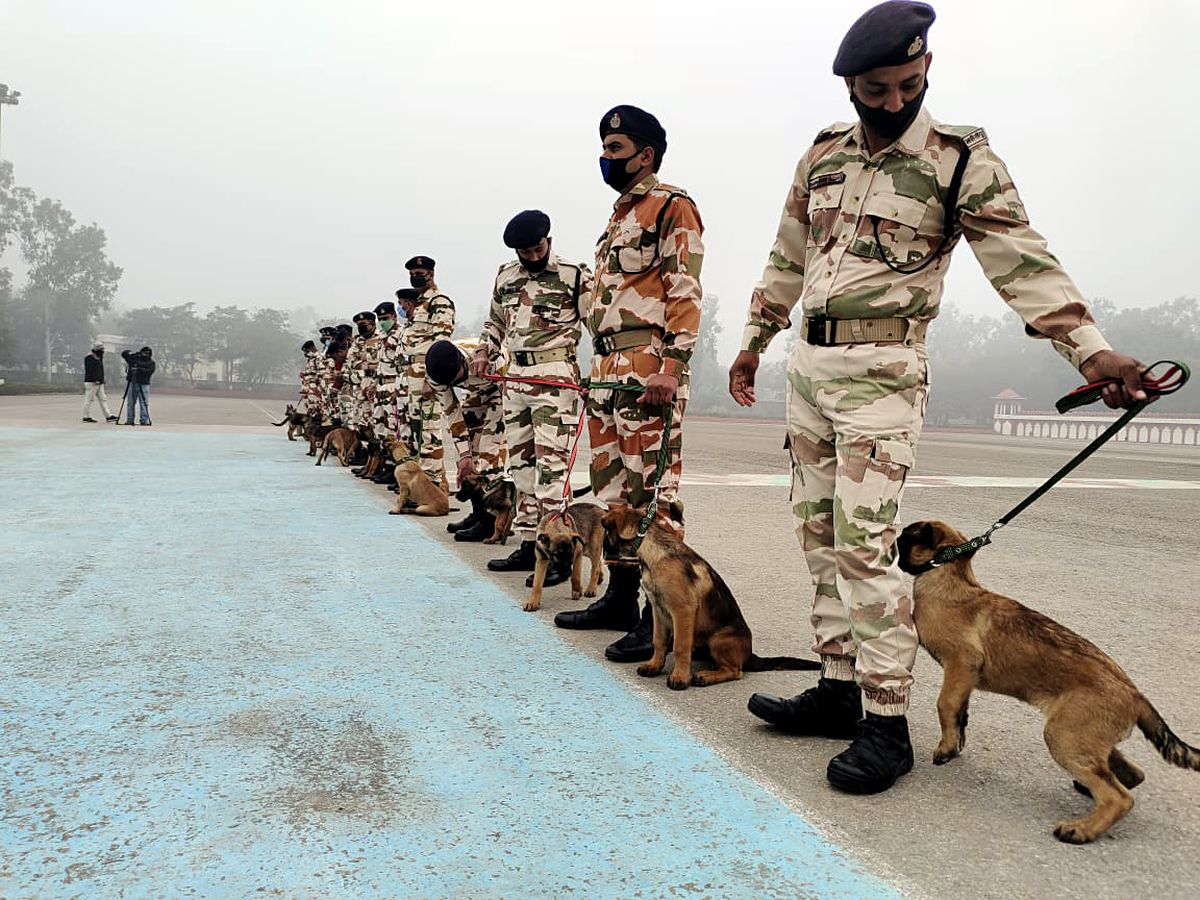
[0,83,22,158]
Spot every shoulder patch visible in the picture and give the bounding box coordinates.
[932,122,989,149]
[814,121,855,144]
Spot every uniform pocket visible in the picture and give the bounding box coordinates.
[850,193,939,266]
[806,182,845,248]
[835,435,915,554]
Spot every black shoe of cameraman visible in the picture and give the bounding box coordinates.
[105,416,118,423]
[82,417,97,423]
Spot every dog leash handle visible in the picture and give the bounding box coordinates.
[1055,359,1189,414]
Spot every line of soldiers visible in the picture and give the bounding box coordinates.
[292,0,1153,804]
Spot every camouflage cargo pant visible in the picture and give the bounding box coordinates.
[786,338,928,716]
[504,362,582,539]
[587,348,686,535]
[373,376,405,446]
[357,374,377,433]
[407,365,447,486]
[455,381,508,484]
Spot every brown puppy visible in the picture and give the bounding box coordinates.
[455,473,517,544]
[603,506,820,690]
[315,427,359,467]
[524,504,606,613]
[898,519,1200,844]
[389,460,450,516]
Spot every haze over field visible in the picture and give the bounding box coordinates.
[2,0,1197,362]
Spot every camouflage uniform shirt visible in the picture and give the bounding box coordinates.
[741,106,1111,369]
[481,253,590,362]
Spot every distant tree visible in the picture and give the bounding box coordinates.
[204,305,250,381]
[689,293,733,413]
[14,194,122,381]
[237,308,299,385]
[120,303,207,384]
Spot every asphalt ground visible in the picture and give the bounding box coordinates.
[4,392,1200,898]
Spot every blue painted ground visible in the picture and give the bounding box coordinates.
[0,426,896,899]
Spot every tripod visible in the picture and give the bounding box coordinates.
[114,379,132,425]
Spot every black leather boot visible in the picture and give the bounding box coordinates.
[554,565,640,631]
[372,467,396,486]
[448,496,483,534]
[487,540,535,572]
[525,559,570,589]
[454,511,496,542]
[826,713,913,794]
[604,600,654,662]
[747,677,863,739]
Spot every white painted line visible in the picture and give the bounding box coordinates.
[568,472,1200,490]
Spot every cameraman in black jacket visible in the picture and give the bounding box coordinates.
[121,346,156,426]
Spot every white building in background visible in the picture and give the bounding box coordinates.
[992,389,1200,447]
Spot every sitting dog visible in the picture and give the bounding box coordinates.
[315,427,359,467]
[389,460,450,516]
[602,506,820,690]
[455,473,516,545]
[898,519,1200,844]
[272,404,309,441]
[524,503,606,612]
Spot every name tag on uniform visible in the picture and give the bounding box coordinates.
[808,172,846,190]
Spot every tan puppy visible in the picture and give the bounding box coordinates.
[898,520,1200,844]
[523,503,606,613]
[303,418,333,457]
[603,506,820,690]
[455,473,517,545]
[389,460,450,516]
[315,427,359,467]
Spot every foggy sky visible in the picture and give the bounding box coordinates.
[2,0,1197,363]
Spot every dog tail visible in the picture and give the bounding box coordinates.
[572,485,592,498]
[744,654,822,672]
[1138,697,1200,772]
[271,418,287,426]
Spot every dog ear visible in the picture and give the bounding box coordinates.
[572,534,585,548]
[918,521,936,547]
[537,533,551,548]
[600,510,615,531]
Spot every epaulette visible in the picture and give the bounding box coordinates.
[932,122,989,150]
[652,182,691,200]
[814,122,855,144]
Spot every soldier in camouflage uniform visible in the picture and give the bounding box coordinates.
[298,340,320,415]
[473,210,591,581]
[369,299,407,485]
[728,0,1150,795]
[346,311,379,467]
[329,338,355,426]
[401,256,455,489]
[426,339,509,537]
[554,106,705,667]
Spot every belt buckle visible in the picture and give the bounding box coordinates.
[594,334,615,356]
[805,315,832,347]
[514,351,531,366]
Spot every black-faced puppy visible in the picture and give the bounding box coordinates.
[303,419,333,457]
[524,503,605,613]
[603,506,819,690]
[899,519,1200,844]
[455,473,516,544]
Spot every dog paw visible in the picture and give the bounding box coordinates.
[522,601,540,612]
[690,673,709,687]
[667,675,690,691]
[1053,820,1097,845]
[482,537,497,545]
[932,746,960,765]
[570,592,582,602]
[388,509,400,516]
[636,664,662,678]
[584,589,597,598]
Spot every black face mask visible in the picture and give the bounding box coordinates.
[410,273,428,289]
[851,82,928,143]
[357,322,373,337]
[520,253,550,274]
[599,154,639,192]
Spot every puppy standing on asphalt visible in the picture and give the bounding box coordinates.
[315,427,360,467]
[524,504,605,613]
[389,460,450,517]
[303,419,333,457]
[898,520,1200,844]
[272,404,309,441]
[602,506,820,690]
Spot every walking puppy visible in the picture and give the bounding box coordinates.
[523,503,605,613]
[315,427,359,467]
[272,404,309,441]
[602,506,820,690]
[455,473,517,545]
[303,419,333,457]
[898,520,1200,844]
[389,460,450,516]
